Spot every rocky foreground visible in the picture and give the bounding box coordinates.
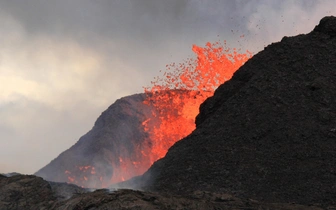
[1,16,336,210]
[0,174,326,210]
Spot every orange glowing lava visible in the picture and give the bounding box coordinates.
[143,40,252,162]
[64,40,252,188]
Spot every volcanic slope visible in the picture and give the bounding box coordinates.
[136,16,336,206]
[35,89,200,188]
[35,93,153,188]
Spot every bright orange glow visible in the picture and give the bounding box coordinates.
[64,165,99,187]
[63,40,252,188]
[142,41,252,162]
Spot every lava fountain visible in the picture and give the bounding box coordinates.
[142,41,251,176]
[61,41,251,188]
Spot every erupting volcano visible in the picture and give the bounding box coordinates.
[35,41,251,188]
[3,16,336,210]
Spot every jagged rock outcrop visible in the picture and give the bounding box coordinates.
[0,174,56,210]
[135,16,336,206]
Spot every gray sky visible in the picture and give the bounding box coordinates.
[0,0,334,174]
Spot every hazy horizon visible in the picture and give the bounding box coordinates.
[0,0,335,174]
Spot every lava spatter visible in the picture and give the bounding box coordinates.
[142,41,251,162]
[62,41,251,188]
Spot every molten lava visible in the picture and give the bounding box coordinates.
[142,41,252,162]
[64,41,252,188]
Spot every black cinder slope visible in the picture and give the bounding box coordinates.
[141,16,336,206]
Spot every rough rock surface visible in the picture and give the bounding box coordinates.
[133,16,336,206]
[0,174,56,210]
[0,175,325,210]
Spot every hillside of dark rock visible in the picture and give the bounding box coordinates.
[133,16,336,206]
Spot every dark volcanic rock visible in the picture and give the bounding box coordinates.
[49,181,86,201]
[136,16,336,206]
[0,175,324,210]
[0,174,56,210]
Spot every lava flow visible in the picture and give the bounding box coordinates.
[64,41,251,188]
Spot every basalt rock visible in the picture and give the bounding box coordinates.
[0,174,325,210]
[0,174,56,210]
